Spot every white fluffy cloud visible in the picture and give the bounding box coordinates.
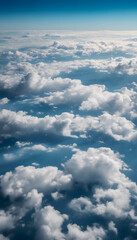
[1,146,137,236]
[0,189,43,238]
[67,147,137,219]
[0,189,43,236]
[90,112,137,141]
[3,143,77,162]
[0,165,72,200]
[9,189,44,223]
[0,109,136,141]
[69,186,134,218]
[108,221,118,235]
[80,86,137,115]
[34,205,68,240]
[4,189,43,225]
[92,185,135,218]
[51,192,64,200]
[67,224,106,240]
[2,146,135,198]
[0,109,73,138]
[0,98,10,105]
[71,112,137,141]
[0,235,9,240]
[65,147,133,186]
[0,58,88,92]
[69,197,93,213]
[36,83,137,118]
[0,210,14,231]
[1,49,137,95]
[18,189,43,217]
[0,166,71,235]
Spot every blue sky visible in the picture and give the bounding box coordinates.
[1,0,137,13]
[0,0,137,30]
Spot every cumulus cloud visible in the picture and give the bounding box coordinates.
[110,58,137,75]
[72,112,137,141]
[0,166,70,235]
[32,162,40,166]
[0,189,43,238]
[1,49,137,97]
[21,189,43,212]
[33,81,137,120]
[69,186,135,218]
[25,144,55,152]
[66,147,137,219]
[10,189,44,221]
[0,98,10,105]
[108,221,118,234]
[1,146,137,237]
[65,147,134,186]
[36,83,136,116]
[0,165,72,200]
[3,143,77,162]
[0,210,14,231]
[88,112,137,141]
[0,109,73,138]
[51,192,64,200]
[0,235,9,240]
[92,185,134,218]
[80,86,137,115]
[91,182,137,220]
[15,141,32,147]
[34,205,68,240]
[69,197,93,214]
[67,224,106,240]
[0,57,88,93]
[0,109,136,141]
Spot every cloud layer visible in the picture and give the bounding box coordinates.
[1,30,137,240]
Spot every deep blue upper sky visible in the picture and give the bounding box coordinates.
[1,0,137,13]
[0,0,137,30]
